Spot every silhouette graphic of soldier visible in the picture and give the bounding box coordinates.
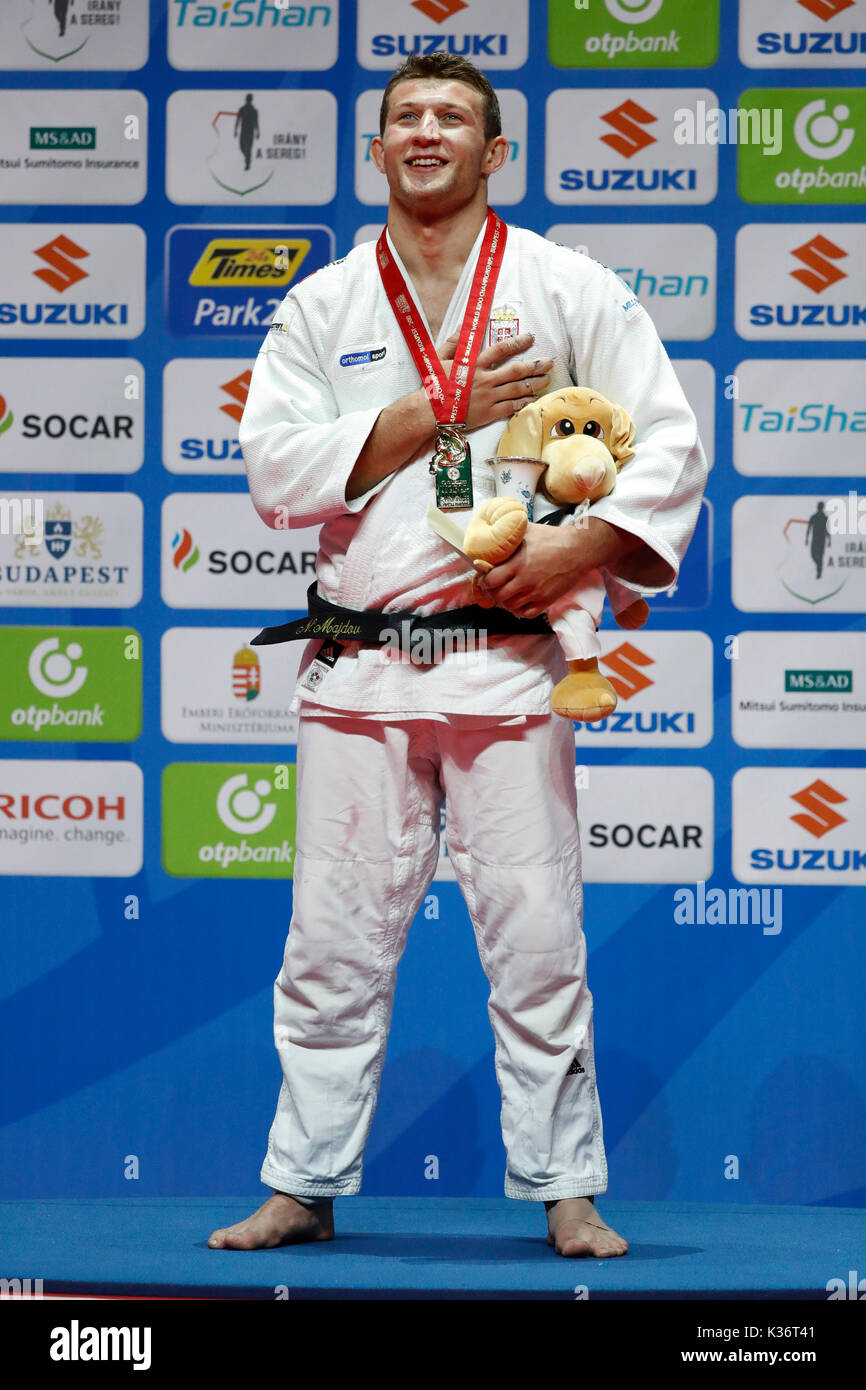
[805,501,831,580]
[52,0,73,39]
[235,95,260,173]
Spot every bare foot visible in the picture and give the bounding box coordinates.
[208,1192,334,1250]
[545,1197,628,1258]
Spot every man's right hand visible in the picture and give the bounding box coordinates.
[437,330,553,431]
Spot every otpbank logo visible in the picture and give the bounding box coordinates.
[165,225,334,335]
[168,0,338,71]
[547,89,718,204]
[739,89,866,203]
[549,0,719,68]
[739,0,866,69]
[0,627,141,742]
[573,631,713,747]
[733,768,865,883]
[358,0,528,69]
[162,763,297,878]
[735,223,866,339]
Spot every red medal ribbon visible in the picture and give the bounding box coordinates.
[376,209,507,428]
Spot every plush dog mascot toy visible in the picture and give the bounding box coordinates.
[463,386,649,722]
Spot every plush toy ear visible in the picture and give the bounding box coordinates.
[608,405,636,467]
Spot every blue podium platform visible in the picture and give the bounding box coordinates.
[0,1198,862,1300]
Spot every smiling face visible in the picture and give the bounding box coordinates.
[370,78,508,217]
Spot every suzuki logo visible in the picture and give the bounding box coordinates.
[33,235,90,293]
[790,779,847,838]
[600,101,658,159]
[797,0,855,20]
[220,370,252,424]
[600,642,655,700]
[411,0,468,22]
[790,235,848,294]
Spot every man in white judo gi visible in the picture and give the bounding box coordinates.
[209,53,707,1259]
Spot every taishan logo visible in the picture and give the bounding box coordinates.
[798,0,855,20]
[601,101,658,158]
[33,236,90,294]
[188,240,310,289]
[790,778,847,837]
[220,370,252,424]
[412,0,468,21]
[790,235,848,293]
[600,642,655,699]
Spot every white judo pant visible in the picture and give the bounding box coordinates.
[260,711,608,1202]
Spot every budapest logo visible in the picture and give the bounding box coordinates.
[172,528,199,572]
[188,239,310,288]
[220,370,252,424]
[412,0,468,20]
[798,0,855,20]
[600,100,658,158]
[790,235,848,293]
[17,502,103,565]
[0,395,13,440]
[600,642,655,699]
[232,645,261,702]
[33,235,90,293]
[790,778,847,837]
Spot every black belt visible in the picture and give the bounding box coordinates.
[250,582,554,646]
[249,506,572,648]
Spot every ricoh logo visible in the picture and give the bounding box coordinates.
[756,0,866,58]
[178,371,249,463]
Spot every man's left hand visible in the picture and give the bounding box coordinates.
[476,516,645,618]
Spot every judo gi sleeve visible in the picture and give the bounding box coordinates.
[239,297,393,531]
[561,256,709,594]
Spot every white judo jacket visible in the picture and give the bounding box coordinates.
[240,221,708,719]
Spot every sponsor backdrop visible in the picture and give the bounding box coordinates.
[0,0,863,1212]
